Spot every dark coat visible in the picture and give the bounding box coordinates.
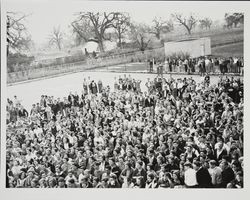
[215,149,228,162]
[196,167,212,188]
[221,167,235,188]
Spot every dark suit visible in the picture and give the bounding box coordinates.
[215,149,228,162]
[196,167,212,188]
[221,167,235,188]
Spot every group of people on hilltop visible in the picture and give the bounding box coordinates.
[6,73,243,188]
[149,56,243,76]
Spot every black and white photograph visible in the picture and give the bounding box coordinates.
[1,0,248,194]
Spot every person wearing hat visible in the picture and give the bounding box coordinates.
[184,162,197,188]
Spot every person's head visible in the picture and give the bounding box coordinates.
[217,141,224,150]
[209,160,217,169]
[58,177,65,188]
[186,144,193,152]
[147,173,154,182]
[231,161,241,173]
[236,171,243,183]
[184,162,192,170]
[109,173,117,185]
[68,170,73,177]
[67,178,76,188]
[80,176,89,188]
[172,170,180,180]
[135,177,143,186]
[136,161,143,170]
[19,171,26,179]
[193,161,201,171]
[220,160,229,171]
[108,157,115,166]
[239,157,244,169]
[48,177,57,188]
[100,176,109,187]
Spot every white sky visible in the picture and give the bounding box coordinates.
[4,0,245,46]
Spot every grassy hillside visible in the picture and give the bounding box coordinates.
[165,28,243,47]
[212,42,243,57]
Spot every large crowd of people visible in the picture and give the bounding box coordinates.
[6,73,243,188]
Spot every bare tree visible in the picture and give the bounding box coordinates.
[112,13,131,48]
[49,26,64,50]
[172,13,197,35]
[150,17,173,40]
[199,18,213,30]
[72,12,120,52]
[130,23,152,52]
[7,12,32,55]
[71,19,93,46]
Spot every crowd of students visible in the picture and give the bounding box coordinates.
[150,56,244,76]
[6,73,243,188]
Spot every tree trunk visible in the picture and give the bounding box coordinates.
[98,40,105,52]
[57,42,61,50]
[118,36,122,48]
[117,29,122,48]
[156,30,160,40]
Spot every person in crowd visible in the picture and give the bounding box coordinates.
[220,160,235,188]
[193,161,212,188]
[184,162,198,188]
[208,160,222,187]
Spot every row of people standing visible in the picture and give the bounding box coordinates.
[161,57,243,75]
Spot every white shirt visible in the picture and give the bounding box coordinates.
[184,168,198,186]
[205,59,210,65]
